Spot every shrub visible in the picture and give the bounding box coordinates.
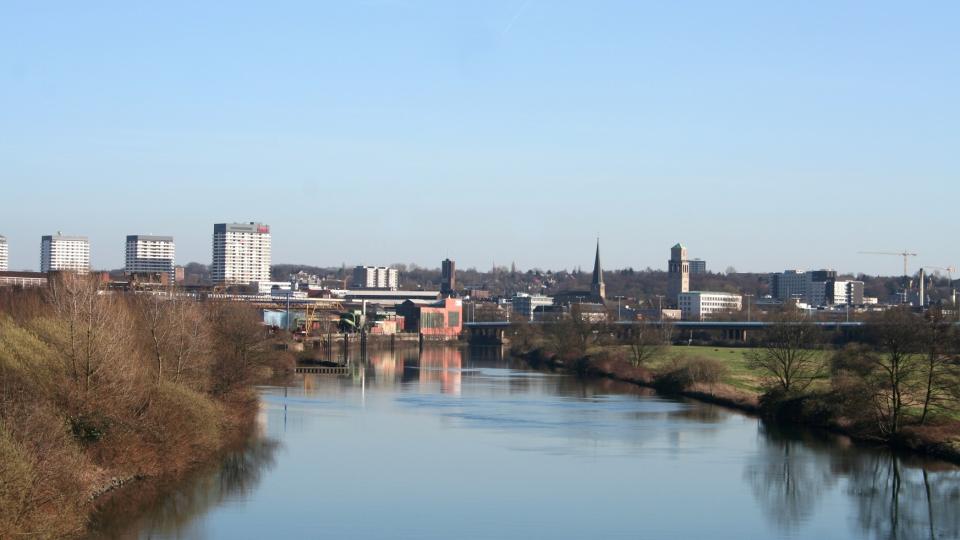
[654,355,728,393]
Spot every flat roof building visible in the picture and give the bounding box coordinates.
[211,222,271,285]
[512,293,554,321]
[352,266,399,290]
[41,234,89,274]
[125,235,175,282]
[678,291,742,321]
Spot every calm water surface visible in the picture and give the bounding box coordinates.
[92,346,960,539]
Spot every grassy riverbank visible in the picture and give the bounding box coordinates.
[0,277,293,538]
[511,312,960,464]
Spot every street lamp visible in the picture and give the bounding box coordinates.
[655,295,665,323]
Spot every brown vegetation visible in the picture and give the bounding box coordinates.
[0,275,291,538]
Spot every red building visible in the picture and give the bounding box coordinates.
[397,298,462,337]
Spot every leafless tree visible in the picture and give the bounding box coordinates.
[865,307,925,435]
[918,306,959,425]
[747,311,824,394]
[625,322,668,367]
[45,273,136,394]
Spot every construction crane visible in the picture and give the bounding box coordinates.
[858,251,918,278]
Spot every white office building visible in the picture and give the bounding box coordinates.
[511,293,554,321]
[125,235,175,281]
[41,234,90,273]
[211,222,272,285]
[0,235,7,272]
[678,291,743,320]
[352,266,399,290]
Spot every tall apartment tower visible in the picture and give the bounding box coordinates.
[41,234,90,273]
[0,235,7,271]
[591,239,606,302]
[211,222,272,285]
[667,243,690,305]
[125,235,175,282]
[441,258,456,296]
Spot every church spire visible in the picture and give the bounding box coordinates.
[591,238,606,301]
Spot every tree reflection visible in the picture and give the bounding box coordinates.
[845,453,960,540]
[745,423,838,530]
[88,435,281,538]
[746,422,960,539]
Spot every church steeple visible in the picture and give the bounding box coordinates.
[591,238,606,301]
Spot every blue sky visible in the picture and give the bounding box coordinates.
[1,1,957,275]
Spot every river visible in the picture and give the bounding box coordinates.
[89,346,960,539]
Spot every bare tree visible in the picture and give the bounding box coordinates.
[625,322,668,367]
[45,273,136,394]
[865,307,925,435]
[747,311,824,394]
[918,307,958,425]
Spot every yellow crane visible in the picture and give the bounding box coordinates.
[858,251,918,278]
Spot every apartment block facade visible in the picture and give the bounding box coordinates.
[352,266,399,290]
[0,235,7,272]
[40,234,90,273]
[125,235,175,281]
[211,222,272,285]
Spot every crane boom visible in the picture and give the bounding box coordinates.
[858,251,918,277]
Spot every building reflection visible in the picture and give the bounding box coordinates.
[418,346,463,395]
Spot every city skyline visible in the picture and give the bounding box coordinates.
[0,225,948,278]
[2,2,957,274]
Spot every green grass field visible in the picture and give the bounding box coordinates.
[656,346,762,393]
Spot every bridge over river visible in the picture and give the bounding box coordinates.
[463,320,867,343]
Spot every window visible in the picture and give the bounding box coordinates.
[448,311,460,327]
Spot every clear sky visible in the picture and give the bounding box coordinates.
[1,1,957,275]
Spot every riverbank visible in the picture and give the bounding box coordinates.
[0,280,295,539]
[512,344,960,464]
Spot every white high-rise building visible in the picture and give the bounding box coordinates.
[41,234,90,273]
[211,223,272,285]
[0,235,8,271]
[352,266,399,290]
[125,235,175,281]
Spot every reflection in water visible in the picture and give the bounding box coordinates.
[417,347,463,395]
[92,345,960,540]
[88,433,280,539]
[747,423,960,539]
[745,424,839,530]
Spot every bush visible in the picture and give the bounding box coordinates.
[654,355,728,393]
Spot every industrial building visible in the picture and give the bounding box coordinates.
[0,271,48,288]
[689,259,707,274]
[211,222,271,285]
[396,297,463,337]
[125,235,175,283]
[40,234,90,273]
[678,291,743,320]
